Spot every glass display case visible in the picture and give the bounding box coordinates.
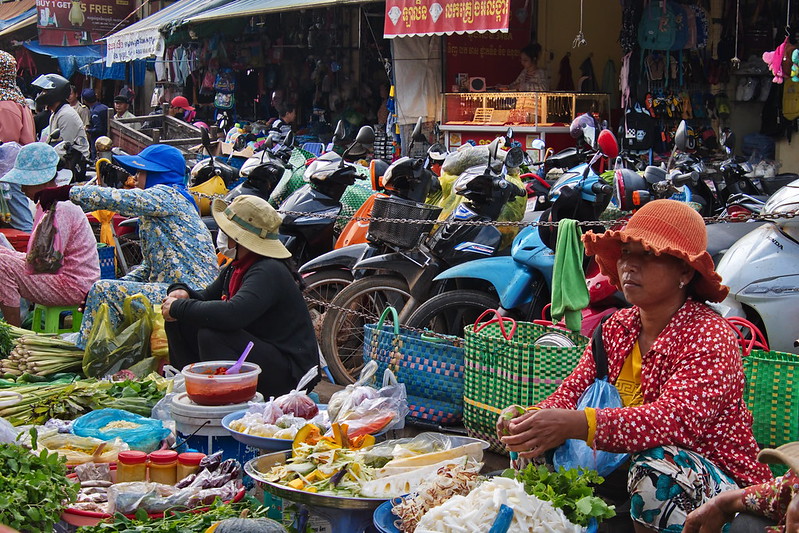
[442,91,610,126]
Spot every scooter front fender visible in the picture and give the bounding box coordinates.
[434,256,542,309]
[299,243,371,274]
[353,250,430,289]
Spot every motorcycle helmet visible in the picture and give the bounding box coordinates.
[569,113,598,148]
[32,74,71,107]
[245,161,284,197]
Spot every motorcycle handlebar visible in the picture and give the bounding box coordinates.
[670,171,697,186]
[591,182,613,195]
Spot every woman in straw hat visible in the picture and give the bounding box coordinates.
[498,200,772,532]
[161,195,318,396]
[686,442,799,532]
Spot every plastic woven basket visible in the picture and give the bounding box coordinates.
[463,315,587,453]
[97,245,115,280]
[367,196,442,249]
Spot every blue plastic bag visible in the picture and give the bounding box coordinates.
[72,408,171,453]
[553,377,630,476]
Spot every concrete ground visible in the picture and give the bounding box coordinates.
[314,379,509,473]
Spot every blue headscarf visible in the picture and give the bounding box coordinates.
[145,169,199,212]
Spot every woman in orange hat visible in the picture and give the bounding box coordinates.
[497,199,772,532]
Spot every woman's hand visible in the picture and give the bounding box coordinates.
[161,296,178,322]
[496,404,527,438]
[683,490,743,533]
[500,408,588,459]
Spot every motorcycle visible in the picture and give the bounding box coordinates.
[277,125,375,266]
[46,128,89,183]
[404,129,619,339]
[711,177,799,354]
[320,139,527,383]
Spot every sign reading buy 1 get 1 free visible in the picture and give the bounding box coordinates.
[36,0,131,47]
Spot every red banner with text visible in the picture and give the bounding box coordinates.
[384,0,510,38]
[36,0,131,46]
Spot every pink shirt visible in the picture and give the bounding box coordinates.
[0,101,35,145]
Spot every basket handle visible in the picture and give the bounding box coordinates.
[726,316,769,356]
[376,306,400,335]
[473,309,517,340]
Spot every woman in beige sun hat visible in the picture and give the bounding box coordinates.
[161,195,319,396]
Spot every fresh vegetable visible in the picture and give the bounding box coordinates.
[502,464,616,527]
[0,318,30,358]
[76,499,270,533]
[0,334,84,376]
[292,424,322,452]
[0,429,79,532]
[211,517,288,533]
[0,376,169,426]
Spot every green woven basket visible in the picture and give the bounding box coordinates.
[463,316,587,454]
[743,349,799,476]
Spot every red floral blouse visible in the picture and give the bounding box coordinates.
[741,470,799,532]
[536,299,773,487]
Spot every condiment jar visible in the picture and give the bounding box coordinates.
[148,450,178,485]
[116,451,147,483]
[177,452,205,481]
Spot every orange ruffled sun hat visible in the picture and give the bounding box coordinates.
[582,199,729,303]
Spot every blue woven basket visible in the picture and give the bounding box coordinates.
[97,245,115,279]
[364,307,465,425]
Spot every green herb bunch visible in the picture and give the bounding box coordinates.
[502,464,616,527]
[0,431,78,532]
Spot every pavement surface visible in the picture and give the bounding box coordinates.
[314,378,509,473]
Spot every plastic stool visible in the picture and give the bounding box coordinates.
[31,304,83,334]
[301,142,324,157]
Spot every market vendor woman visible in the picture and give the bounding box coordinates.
[160,195,319,396]
[497,200,772,532]
[36,144,219,349]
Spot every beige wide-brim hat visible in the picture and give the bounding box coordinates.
[212,195,291,260]
[758,442,799,473]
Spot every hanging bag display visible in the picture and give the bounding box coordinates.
[363,306,464,425]
[552,319,630,476]
[462,309,587,453]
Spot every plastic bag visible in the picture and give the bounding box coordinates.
[150,365,185,421]
[552,377,630,476]
[327,360,379,421]
[108,482,189,514]
[335,369,409,437]
[150,304,168,359]
[274,367,320,419]
[83,293,154,378]
[26,206,63,274]
[38,433,129,465]
[0,415,20,443]
[72,408,171,453]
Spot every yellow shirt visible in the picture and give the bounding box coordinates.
[585,341,643,446]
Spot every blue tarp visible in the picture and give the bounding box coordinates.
[23,41,103,79]
[79,59,147,84]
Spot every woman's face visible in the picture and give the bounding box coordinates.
[616,241,693,309]
[135,170,147,189]
[520,52,534,69]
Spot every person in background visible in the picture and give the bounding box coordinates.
[0,51,36,233]
[82,89,108,161]
[67,84,89,127]
[112,87,135,120]
[161,195,319,396]
[501,43,549,92]
[169,95,195,123]
[498,200,772,532]
[268,103,296,143]
[0,143,99,326]
[35,144,218,350]
[685,442,799,532]
[31,74,89,159]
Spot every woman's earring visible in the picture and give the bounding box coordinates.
[679,281,685,289]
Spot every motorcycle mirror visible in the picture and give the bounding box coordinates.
[201,128,214,159]
[355,125,375,146]
[597,130,619,159]
[409,116,424,153]
[674,121,688,152]
[333,120,346,143]
[531,139,546,151]
[433,122,441,139]
[504,146,525,169]
[504,127,514,141]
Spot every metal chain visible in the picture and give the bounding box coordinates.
[192,189,799,228]
[303,294,466,343]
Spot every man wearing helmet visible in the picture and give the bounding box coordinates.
[31,74,89,160]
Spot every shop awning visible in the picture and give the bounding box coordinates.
[184,0,378,25]
[0,10,36,38]
[103,0,234,65]
[23,41,104,79]
[0,0,34,23]
[384,0,510,38]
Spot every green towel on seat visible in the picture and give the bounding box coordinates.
[550,219,589,332]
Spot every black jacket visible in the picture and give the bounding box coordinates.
[168,258,318,380]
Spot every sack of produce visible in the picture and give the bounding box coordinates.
[83,293,155,378]
[72,408,171,452]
